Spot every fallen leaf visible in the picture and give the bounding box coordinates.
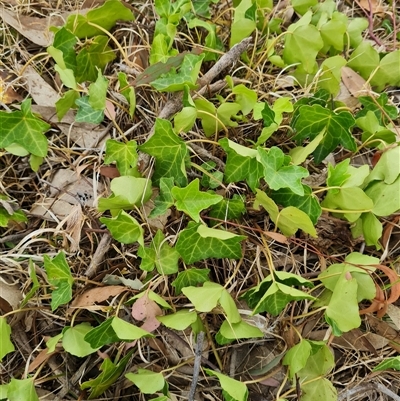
[386,304,400,331]
[21,65,60,107]
[0,276,23,324]
[0,70,23,104]
[0,5,63,46]
[341,66,371,98]
[359,0,386,14]
[131,294,162,333]
[28,348,57,373]
[68,285,127,310]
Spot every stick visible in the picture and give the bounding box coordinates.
[188,331,205,401]
[84,232,112,278]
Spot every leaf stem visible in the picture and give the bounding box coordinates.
[321,207,372,213]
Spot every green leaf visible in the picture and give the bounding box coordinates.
[138,230,180,275]
[370,50,400,91]
[0,98,50,158]
[157,309,198,330]
[365,177,400,217]
[84,318,119,348]
[171,268,210,295]
[291,0,317,15]
[171,178,222,222]
[76,36,116,82]
[374,356,400,371]
[232,84,258,115]
[283,24,323,73]
[271,185,321,225]
[65,0,134,38]
[257,147,309,196]
[88,69,108,110]
[230,0,256,47]
[300,378,337,401]
[62,323,100,357]
[347,18,368,47]
[81,352,132,399]
[100,210,144,245]
[56,90,79,120]
[118,72,136,117]
[182,281,224,312]
[348,42,379,79]
[282,339,312,379]
[75,96,104,123]
[139,119,188,186]
[126,369,166,394]
[320,12,347,51]
[298,341,335,378]
[293,104,356,164]
[150,177,175,217]
[205,369,248,401]
[44,252,74,311]
[54,63,77,89]
[104,139,139,176]
[242,274,314,316]
[50,27,77,70]
[98,176,152,214]
[324,272,361,333]
[21,259,40,308]
[219,138,264,192]
[111,317,153,340]
[151,53,205,92]
[289,132,324,165]
[356,93,398,125]
[176,222,246,264]
[216,320,263,345]
[209,194,246,224]
[317,55,347,96]
[365,146,400,185]
[7,378,39,401]
[0,317,14,361]
[174,106,197,133]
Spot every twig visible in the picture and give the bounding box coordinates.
[338,381,400,401]
[84,232,112,278]
[188,331,205,401]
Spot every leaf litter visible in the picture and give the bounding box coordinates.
[0,0,399,401]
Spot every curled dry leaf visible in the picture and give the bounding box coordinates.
[0,276,23,324]
[359,264,400,317]
[0,70,23,104]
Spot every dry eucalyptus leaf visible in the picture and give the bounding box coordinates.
[21,66,60,107]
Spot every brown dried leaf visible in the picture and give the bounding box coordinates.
[0,70,23,104]
[131,294,162,322]
[28,348,57,373]
[341,66,371,98]
[69,285,127,310]
[0,6,63,46]
[359,0,386,14]
[0,276,23,324]
[21,65,60,107]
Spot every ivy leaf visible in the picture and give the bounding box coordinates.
[172,268,210,295]
[171,178,222,222]
[293,104,356,163]
[242,273,315,316]
[56,90,79,121]
[76,36,116,82]
[356,93,398,124]
[157,309,198,330]
[219,138,264,192]
[50,27,77,71]
[370,50,400,91]
[125,369,166,394]
[88,69,108,110]
[151,53,205,92]
[0,317,14,361]
[205,369,248,401]
[65,0,134,38]
[139,119,188,187]
[81,352,133,400]
[138,230,179,275]
[216,320,263,345]
[176,222,246,264]
[257,147,309,196]
[374,356,400,372]
[283,24,323,74]
[271,185,322,225]
[75,96,104,123]
[104,139,139,176]
[7,378,39,401]
[150,177,175,217]
[209,194,246,225]
[348,42,379,79]
[100,210,144,245]
[62,323,100,357]
[0,98,50,157]
[43,252,74,311]
[118,72,136,117]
